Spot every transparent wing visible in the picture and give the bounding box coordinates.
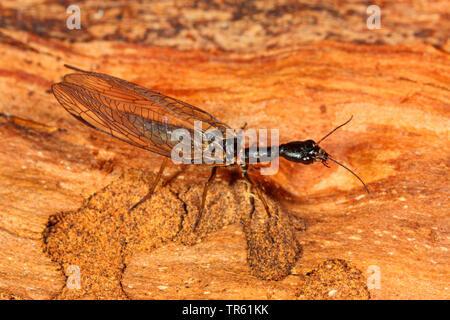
[52,66,234,161]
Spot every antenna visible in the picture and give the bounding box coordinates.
[317,115,353,145]
[327,156,370,194]
[64,64,89,73]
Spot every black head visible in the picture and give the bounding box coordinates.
[278,116,370,194]
[279,140,328,165]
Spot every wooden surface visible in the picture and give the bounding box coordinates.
[0,0,449,300]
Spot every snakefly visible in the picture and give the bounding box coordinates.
[52,65,369,229]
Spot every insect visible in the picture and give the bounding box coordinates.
[52,65,369,230]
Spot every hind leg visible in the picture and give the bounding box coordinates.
[129,158,168,211]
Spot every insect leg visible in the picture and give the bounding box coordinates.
[129,157,169,211]
[242,165,271,218]
[194,166,218,231]
[161,163,188,187]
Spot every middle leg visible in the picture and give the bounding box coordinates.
[242,165,271,218]
[193,166,218,231]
